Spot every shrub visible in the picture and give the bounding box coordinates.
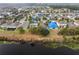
[39,27,49,36]
[29,27,39,34]
[59,27,79,36]
[18,27,25,34]
[29,27,50,36]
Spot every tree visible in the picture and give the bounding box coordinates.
[28,16,32,23]
[45,20,51,26]
[18,27,25,34]
[43,16,47,20]
[29,27,50,36]
[39,27,50,36]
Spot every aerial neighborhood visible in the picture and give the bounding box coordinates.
[0,5,79,44]
[0,6,79,29]
[0,6,79,31]
[0,3,79,51]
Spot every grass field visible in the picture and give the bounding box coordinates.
[0,41,16,44]
[0,29,63,43]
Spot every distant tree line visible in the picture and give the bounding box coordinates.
[50,5,79,10]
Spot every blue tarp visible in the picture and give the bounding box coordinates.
[48,21,58,29]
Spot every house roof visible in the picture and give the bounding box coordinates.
[48,21,58,29]
[1,22,20,28]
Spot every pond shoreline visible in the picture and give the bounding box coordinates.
[0,43,79,55]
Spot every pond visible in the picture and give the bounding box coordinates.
[0,42,78,55]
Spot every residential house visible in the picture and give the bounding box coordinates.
[30,22,38,28]
[0,22,21,30]
[20,21,29,29]
[67,22,79,28]
[59,22,67,28]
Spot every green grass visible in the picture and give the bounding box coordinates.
[44,42,63,48]
[0,29,18,34]
[0,28,29,44]
[63,43,79,50]
[0,28,29,34]
[44,42,79,50]
[0,41,16,44]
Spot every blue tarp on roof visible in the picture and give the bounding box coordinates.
[48,21,58,29]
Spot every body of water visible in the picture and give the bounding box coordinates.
[0,43,78,55]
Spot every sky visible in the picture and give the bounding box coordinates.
[0,3,79,8]
[0,0,79,3]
